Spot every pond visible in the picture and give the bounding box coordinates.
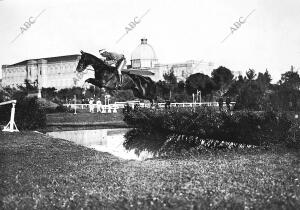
[47,128,152,160]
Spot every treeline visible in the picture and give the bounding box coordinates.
[158,65,300,111]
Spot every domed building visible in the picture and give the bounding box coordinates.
[131,38,158,69]
[126,38,215,82]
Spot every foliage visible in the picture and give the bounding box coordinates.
[0,87,11,102]
[279,65,300,90]
[185,73,216,96]
[228,69,273,111]
[246,68,257,80]
[15,97,46,130]
[163,69,177,85]
[0,86,46,130]
[123,108,294,155]
[41,87,57,100]
[0,96,46,130]
[211,66,234,94]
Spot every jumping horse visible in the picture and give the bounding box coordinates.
[76,51,157,103]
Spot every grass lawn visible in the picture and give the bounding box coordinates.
[46,112,124,124]
[0,131,299,209]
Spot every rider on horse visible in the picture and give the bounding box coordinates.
[99,49,126,89]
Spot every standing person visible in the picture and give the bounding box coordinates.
[99,49,126,88]
[89,98,94,113]
[96,98,102,113]
[218,97,223,111]
[226,97,231,112]
[165,100,171,110]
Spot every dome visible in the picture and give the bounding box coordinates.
[131,38,157,69]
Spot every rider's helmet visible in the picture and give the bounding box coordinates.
[99,49,108,57]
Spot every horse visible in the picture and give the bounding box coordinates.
[76,51,157,104]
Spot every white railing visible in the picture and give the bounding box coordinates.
[63,101,236,112]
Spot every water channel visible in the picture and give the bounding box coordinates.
[47,128,152,160]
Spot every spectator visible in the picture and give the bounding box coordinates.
[165,100,171,110]
[226,97,231,112]
[96,98,102,112]
[89,98,94,113]
[218,97,223,111]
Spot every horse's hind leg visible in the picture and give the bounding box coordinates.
[85,78,102,88]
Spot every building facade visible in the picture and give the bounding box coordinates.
[127,38,215,82]
[1,55,93,89]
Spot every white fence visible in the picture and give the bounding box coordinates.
[63,101,236,112]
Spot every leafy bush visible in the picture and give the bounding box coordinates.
[0,97,46,130]
[45,104,74,113]
[123,107,295,155]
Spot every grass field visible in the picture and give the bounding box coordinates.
[46,112,124,124]
[0,131,299,209]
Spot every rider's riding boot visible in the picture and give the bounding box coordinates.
[118,75,122,89]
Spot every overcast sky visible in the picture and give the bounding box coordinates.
[0,0,300,82]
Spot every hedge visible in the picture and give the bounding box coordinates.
[0,97,46,130]
[123,107,298,155]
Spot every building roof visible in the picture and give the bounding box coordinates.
[3,54,80,67]
[131,38,157,61]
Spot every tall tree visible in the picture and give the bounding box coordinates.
[256,69,272,89]
[163,69,177,100]
[185,73,216,96]
[279,65,300,90]
[246,69,256,81]
[226,75,246,98]
[211,66,234,94]
[163,69,177,85]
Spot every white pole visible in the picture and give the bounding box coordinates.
[200,91,201,104]
[74,95,77,115]
[192,93,194,104]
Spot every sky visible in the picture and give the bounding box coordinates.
[0,0,300,82]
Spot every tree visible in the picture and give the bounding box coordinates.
[256,69,272,90]
[246,69,256,81]
[279,65,300,90]
[185,73,216,96]
[156,80,170,100]
[163,69,177,84]
[211,66,234,94]
[176,81,185,93]
[270,66,300,111]
[230,69,273,111]
[234,81,265,110]
[226,75,245,98]
[42,87,57,100]
[163,69,177,100]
